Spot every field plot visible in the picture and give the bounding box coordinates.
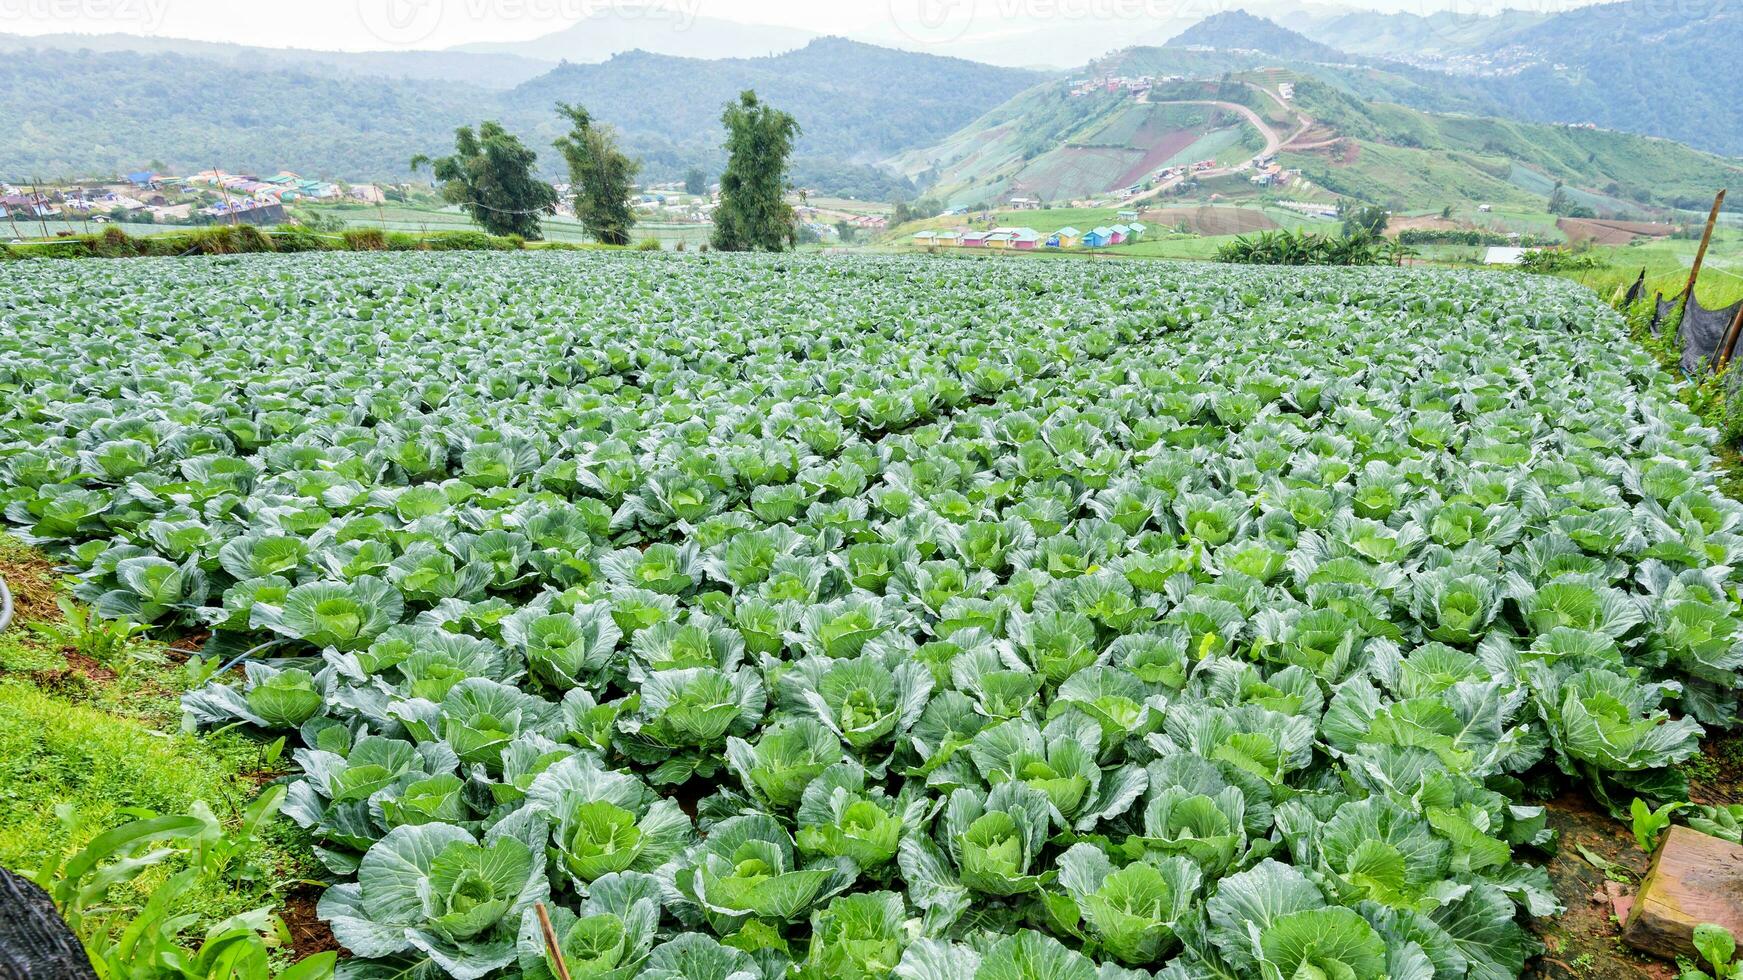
[4,252,1742,979]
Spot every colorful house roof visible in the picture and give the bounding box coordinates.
[1055,227,1082,238]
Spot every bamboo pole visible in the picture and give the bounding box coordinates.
[1716,300,1743,373]
[1683,188,1727,303]
[534,902,573,980]
[30,179,51,240]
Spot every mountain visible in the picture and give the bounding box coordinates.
[896,50,1741,215]
[506,39,1047,177]
[1464,0,1743,157]
[1165,4,1743,160]
[453,10,815,62]
[0,38,1045,200]
[1278,9,1551,66]
[1165,11,1351,64]
[0,32,553,89]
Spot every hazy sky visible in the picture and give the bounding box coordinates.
[0,0,1613,52]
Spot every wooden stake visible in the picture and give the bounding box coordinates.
[1717,299,1743,373]
[213,164,239,227]
[534,902,573,980]
[30,179,51,240]
[1683,188,1727,303]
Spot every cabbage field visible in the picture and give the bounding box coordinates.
[3,251,1740,979]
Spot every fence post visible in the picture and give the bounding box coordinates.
[1717,301,1743,373]
[1684,188,1727,303]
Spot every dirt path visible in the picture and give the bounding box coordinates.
[1146,99,1284,159]
[1122,83,1318,208]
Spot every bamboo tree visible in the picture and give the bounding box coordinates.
[554,103,639,247]
[712,90,801,253]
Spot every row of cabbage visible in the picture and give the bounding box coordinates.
[3,252,1740,980]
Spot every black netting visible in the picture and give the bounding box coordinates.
[0,866,96,980]
[1623,270,1646,307]
[1650,292,1680,337]
[1679,296,1743,375]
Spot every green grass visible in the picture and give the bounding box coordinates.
[305,202,710,248]
[0,535,317,956]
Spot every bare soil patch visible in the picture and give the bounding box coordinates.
[1559,218,1677,246]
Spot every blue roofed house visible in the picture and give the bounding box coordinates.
[1127,221,1147,241]
[1082,227,1114,248]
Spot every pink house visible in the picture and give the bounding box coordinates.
[1010,228,1042,250]
[960,231,988,248]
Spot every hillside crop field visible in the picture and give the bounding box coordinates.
[5,252,1743,978]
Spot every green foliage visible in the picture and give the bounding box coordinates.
[1216,229,1385,266]
[1519,248,1605,273]
[413,120,559,240]
[27,800,333,980]
[1339,202,1390,238]
[29,597,156,678]
[555,102,640,247]
[712,91,801,253]
[684,167,710,196]
[1630,797,1686,854]
[1397,229,1558,247]
[1682,923,1743,979]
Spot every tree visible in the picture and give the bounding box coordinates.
[712,90,801,253]
[1548,180,1571,216]
[684,167,709,196]
[412,121,557,239]
[553,103,639,247]
[1339,201,1390,238]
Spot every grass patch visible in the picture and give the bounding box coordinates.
[0,533,319,960]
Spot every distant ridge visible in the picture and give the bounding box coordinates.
[1165,11,1351,64]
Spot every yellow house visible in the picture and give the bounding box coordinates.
[1052,227,1083,248]
[984,229,1014,249]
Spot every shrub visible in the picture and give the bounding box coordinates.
[342,228,389,252]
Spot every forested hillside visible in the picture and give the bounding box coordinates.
[0,38,1045,198]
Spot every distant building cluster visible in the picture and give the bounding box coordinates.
[914,222,1147,250]
[1,170,389,231]
[1068,73,1183,98]
[1247,155,1299,187]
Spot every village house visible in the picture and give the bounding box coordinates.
[1051,227,1083,248]
[196,200,286,227]
[960,231,988,248]
[1083,227,1114,248]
